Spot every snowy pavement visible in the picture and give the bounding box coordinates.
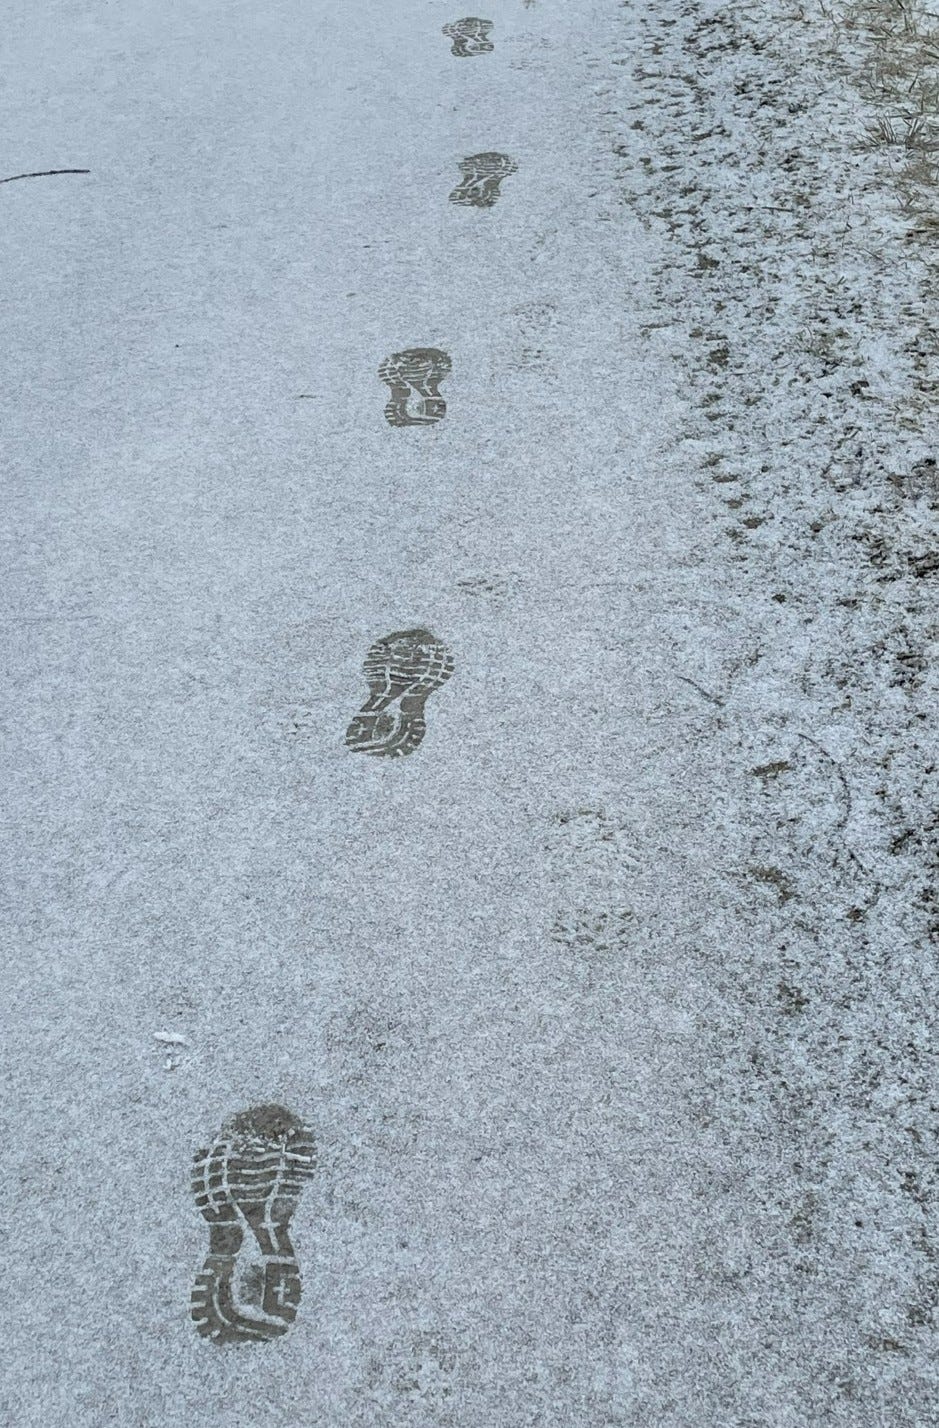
[1,1,935,1424]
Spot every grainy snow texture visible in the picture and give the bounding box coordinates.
[610,6,938,1418]
[1,0,936,1425]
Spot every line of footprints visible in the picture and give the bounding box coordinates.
[191,19,503,1344]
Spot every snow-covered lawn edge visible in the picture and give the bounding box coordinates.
[604,0,937,1418]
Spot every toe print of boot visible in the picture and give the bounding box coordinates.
[442,18,494,57]
[190,1105,316,1345]
[345,629,455,758]
[378,348,451,427]
[449,152,518,208]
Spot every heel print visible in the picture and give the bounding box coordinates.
[442,18,494,57]
[345,629,455,759]
[449,152,518,208]
[378,348,452,427]
[190,1104,316,1345]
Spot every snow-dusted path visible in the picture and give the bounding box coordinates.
[2,1,934,1424]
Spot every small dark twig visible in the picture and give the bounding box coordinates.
[676,673,725,706]
[793,729,880,894]
[0,169,90,185]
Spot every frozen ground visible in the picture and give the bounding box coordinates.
[1,1,935,1425]
[611,4,938,1416]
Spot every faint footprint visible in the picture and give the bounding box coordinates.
[345,629,454,758]
[442,18,494,57]
[449,153,517,208]
[456,571,520,600]
[379,348,451,427]
[190,1105,316,1345]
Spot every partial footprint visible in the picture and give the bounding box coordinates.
[345,629,454,758]
[449,153,517,208]
[190,1105,316,1345]
[378,348,451,427]
[442,18,494,57]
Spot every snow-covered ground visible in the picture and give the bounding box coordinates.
[1,1,935,1424]
[610,4,937,1417]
